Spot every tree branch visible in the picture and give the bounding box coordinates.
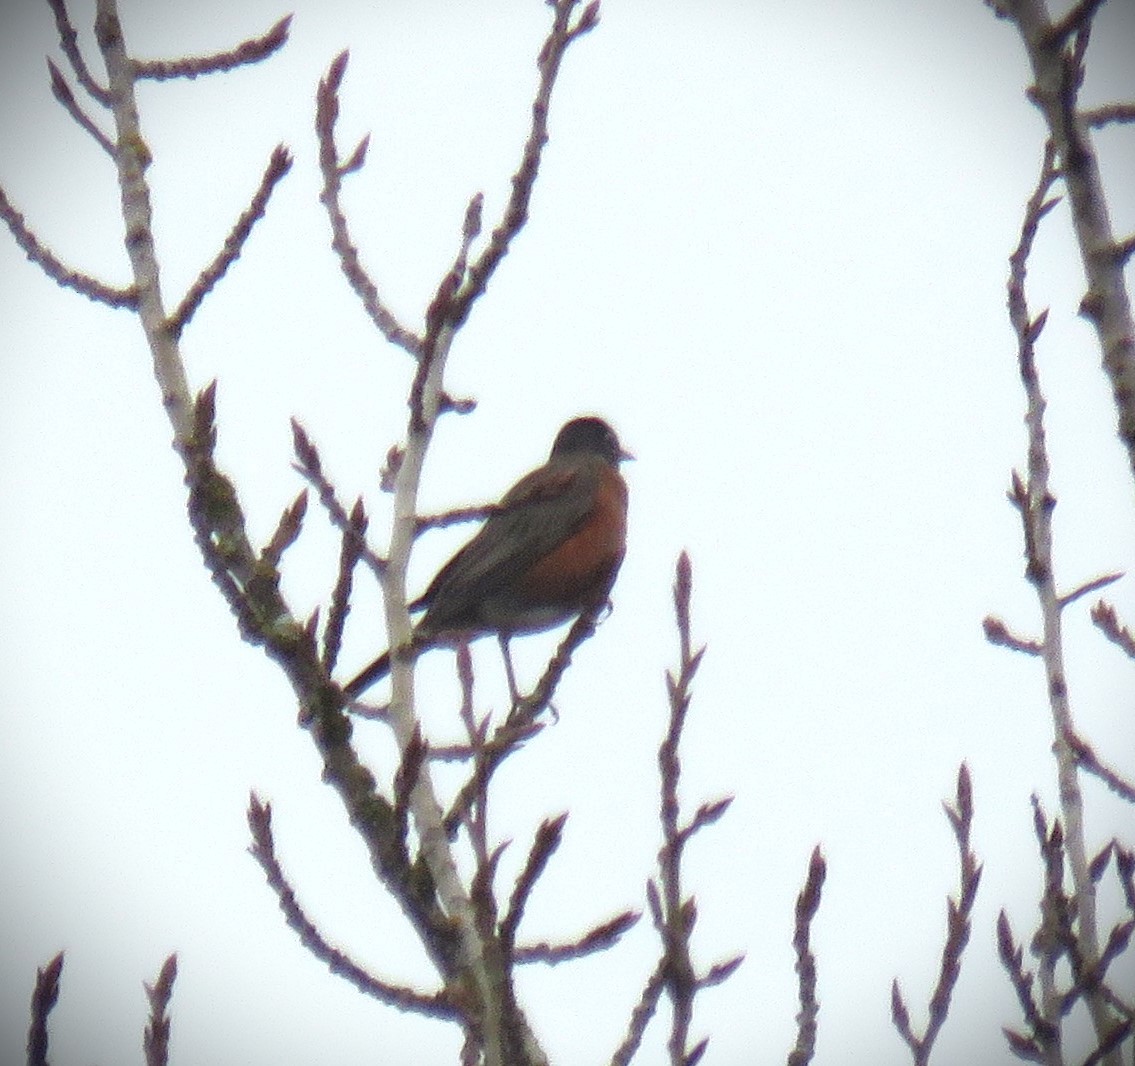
[891,765,982,1065]
[1090,600,1135,659]
[26,953,64,1066]
[247,794,458,1018]
[1002,134,1115,1051]
[450,0,600,326]
[46,0,110,104]
[169,145,294,336]
[132,15,291,80]
[994,0,1135,479]
[513,910,639,964]
[787,846,827,1066]
[0,185,137,307]
[315,51,423,357]
[47,59,115,156]
[142,955,177,1066]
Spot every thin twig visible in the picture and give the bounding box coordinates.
[1080,1020,1135,1066]
[393,727,430,845]
[246,794,457,1019]
[1114,235,1135,268]
[1056,571,1122,609]
[290,419,387,583]
[1001,132,1120,1057]
[983,615,1043,655]
[787,846,826,1066]
[315,51,422,357]
[26,953,64,1066]
[610,957,668,1066]
[0,185,137,307]
[891,765,982,1065]
[416,503,501,534]
[998,0,1135,479]
[1090,601,1135,660]
[653,552,736,1065]
[450,0,600,325]
[514,910,639,964]
[500,814,568,958]
[142,955,177,1066]
[323,498,366,672]
[1064,731,1135,804]
[133,15,291,80]
[1082,103,1135,128]
[46,0,111,104]
[997,910,1059,1064]
[1043,0,1107,46]
[261,491,308,571]
[1061,919,1135,1015]
[442,608,604,837]
[168,145,294,336]
[47,59,115,156]
[1031,797,1071,1046]
[410,194,484,429]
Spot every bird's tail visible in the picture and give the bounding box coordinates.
[342,649,392,699]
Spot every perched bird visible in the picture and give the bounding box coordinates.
[343,416,632,699]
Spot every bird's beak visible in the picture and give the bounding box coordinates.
[619,446,635,463]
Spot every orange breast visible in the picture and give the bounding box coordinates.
[517,465,628,608]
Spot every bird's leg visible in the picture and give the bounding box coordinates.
[498,634,521,707]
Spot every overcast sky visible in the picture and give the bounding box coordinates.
[1,1,1133,1064]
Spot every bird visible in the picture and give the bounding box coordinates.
[342,416,632,700]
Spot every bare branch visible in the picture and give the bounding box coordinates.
[46,0,110,104]
[1091,601,1135,659]
[261,491,308,571]
[290,419,387,583]
[0,185,137,307]
[442,606,603,837]
[1114,235,1135,268]
[142,955,177,1066]
[652,551,734,1065]
[984,615,1044,655]
[133,15,292,80]
[1065,731,1135,804]
[1043,0,1106,47]
[1062,920,1135,1014]
[1117,848,1135,913]
[246,793,457,1019]
[1007,141,1060,390]
[678,796,734,845]
[1082,104,1135,128]
[999,130,1122,1055]
[610,958,667,1066]
[393,728,430,846]
[422,192,484,336]
[169,145,294,336]
[997,910,1059,1061]
[996,0,1135,478]
[1080,1020,1135,1066]
[787,847,826,1066]
[891,764,983,1064]
[698,954,744,990]
[26,952,64,1066]
[1057,571,1122,609]
[500,814,568,957]
[47,59,115,156]
[449,0,600,326]
[416,503,502,534]
[315,51,422,357]
[514,910,639,965]
[323,498,367,672]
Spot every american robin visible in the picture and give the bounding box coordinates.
[343,416,632,699]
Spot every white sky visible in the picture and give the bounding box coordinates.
[1,1,1133,1064]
